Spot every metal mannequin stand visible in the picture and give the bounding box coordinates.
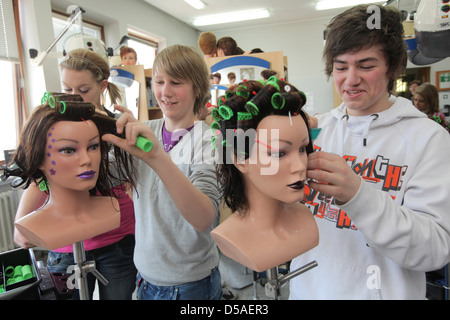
[264,260,318,300]
[72,241,108,300]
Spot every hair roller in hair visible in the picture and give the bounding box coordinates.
[48,93,84,108]
[211,107,223,121]
[265,76,280,91]
[236,85,250,99]
[244,101,259,116]
[210,121,221,134]
[271,92,285,110]
[218,105,234,120]
[237,112,253,121]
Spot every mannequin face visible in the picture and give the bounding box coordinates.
[122,52,137,65]
[39,120,101,192]
[238,114,309,205]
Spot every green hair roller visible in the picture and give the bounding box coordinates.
[271,92,285,110]
[236,88,250,99]
[265,76,280,91]
[39,179,48,192]
[225,91,233,100]
[237,112,253,121]
[59,101,67,114]
[48,95,59,108]
[210,121,221,134]
[41,92,50,104]
[245,101,259,116]
[211,108,222,121]
[218,105,233,120]
[211,136,217,150]
[135,136,153,152]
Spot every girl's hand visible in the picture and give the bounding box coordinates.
[102,105,163,162]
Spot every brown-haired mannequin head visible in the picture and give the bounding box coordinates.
[210,78,318,271]
[120,46,138,65]
[198,32,217,58]
[8,97,136,250]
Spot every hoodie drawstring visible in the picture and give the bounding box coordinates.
[340,113,379,150]
[340,115,349,156]
[362,114,379,146]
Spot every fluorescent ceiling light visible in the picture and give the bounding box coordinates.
[184,0,206,10]
[193,8,270,26]
[316,0,384,11]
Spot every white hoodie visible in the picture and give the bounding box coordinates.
[289,96,450,299]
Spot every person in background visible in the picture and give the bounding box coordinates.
[245,48,264,54]
[198,31,217,58]
[14,49,137,300]
[289,4,450,299]
[414,83,450,132]
[103,44,222,300]
[120,46,138,66]
[227,72,236,85]
[408,79,421,101]
[212,72,221,85]
[261,69,277,81]
[216,36,244,56]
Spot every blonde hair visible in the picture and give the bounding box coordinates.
[60,49,123,105]
[152,45,210,117]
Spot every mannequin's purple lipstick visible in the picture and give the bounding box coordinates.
[77,170,96,179]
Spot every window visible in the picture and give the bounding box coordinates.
[127,29,158,69]
[0,0,20,163]
[0,60,18,162]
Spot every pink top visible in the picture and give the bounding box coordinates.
[53,184,135,252]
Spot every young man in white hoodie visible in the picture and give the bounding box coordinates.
[290,4,450,299]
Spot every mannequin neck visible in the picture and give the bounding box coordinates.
[241,185,291,231]
[44,184,94,214]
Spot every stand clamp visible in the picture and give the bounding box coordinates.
[72,241,108,300]
[264,260,318,300]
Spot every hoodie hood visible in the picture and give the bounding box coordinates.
[327,96,426,149]
[331,96,426,128]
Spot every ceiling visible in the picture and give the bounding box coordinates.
[142,0,419,32]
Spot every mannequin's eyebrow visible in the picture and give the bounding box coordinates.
[273,136,309,145]
[55,135,99,143]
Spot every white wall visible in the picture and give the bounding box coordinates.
[19,0,450,116]
[19,0,201,114]
[213,16,336,115]
[213,17,450,115]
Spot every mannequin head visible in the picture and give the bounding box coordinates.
[212,77,312,215]
[198,32,217,57]
[120,46,138,65]
[10,96,135,197]
[39,119,102,192]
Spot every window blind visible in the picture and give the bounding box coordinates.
[0,0,19,62]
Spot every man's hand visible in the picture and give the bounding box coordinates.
[307,151,361,205]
